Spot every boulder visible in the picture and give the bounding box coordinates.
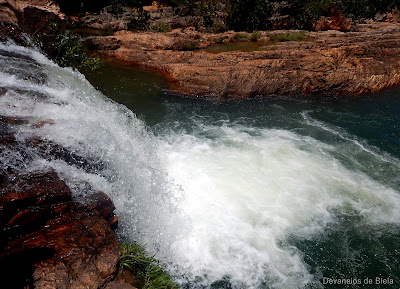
[0,0,66,43]
[313,7,352,32]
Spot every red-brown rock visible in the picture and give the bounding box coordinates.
[0,169,120,289]
[0,116,120,289]
[92,22,400,99]
[313,7,352,32]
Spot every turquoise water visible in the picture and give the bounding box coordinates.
[86,62,400,288]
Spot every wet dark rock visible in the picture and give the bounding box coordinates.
[0,169,120,289]
[0,0,66,47]
[21,6,66,35]
[0,48,38,63]
[0,115,120,288]
[0,116,18,146]
[105,281,138,289]
[26,137,106,173]
[0,22,23,44]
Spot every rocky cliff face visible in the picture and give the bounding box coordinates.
[92,21,400,99]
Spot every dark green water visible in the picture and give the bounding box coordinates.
[85,62,400,289]
[86,62,400,159]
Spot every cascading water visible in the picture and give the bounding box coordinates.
[1,43,400,289]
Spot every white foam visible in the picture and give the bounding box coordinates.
[158,124,400,288]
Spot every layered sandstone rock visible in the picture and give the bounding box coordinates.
[92,22,400,99]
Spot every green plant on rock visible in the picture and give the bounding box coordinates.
[31,20,100,72]
[232,32,250,42]
[181,41,199,50]
[119,243,179,289]
[227,0,267,32]
[213,36,228,44]
[127,9,150,31]
[53,35,101,71]
[151,22,172,33]
[269,31,307,42]
[251,31,261,42]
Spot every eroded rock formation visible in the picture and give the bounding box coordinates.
[92,22,400,99]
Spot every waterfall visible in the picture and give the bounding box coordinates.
[1,43,400,288]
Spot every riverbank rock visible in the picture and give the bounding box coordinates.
[313,7,352,32]
[0,115,121,289]
[0,0,65,41]
[92,21,400,99]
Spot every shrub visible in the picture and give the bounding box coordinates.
[52,35,101,71]
[284,0,336,29]
[32,21,101,71]
[127,9,150,31]
[269,31,307,42]
[55,0,148,14]
[232,32,250,42]
[181,41,199,50]
[212,22,228,33]
[251,31,261,42]
[213,36,228,44]
[119,243,178,289]
[227,0,267,32]
[151,22,172,33]
[341,0,398,19]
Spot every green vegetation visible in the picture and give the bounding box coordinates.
[56,0,146,13]
[119,243,179,289]
[212,36,229,44]
[276,0,400,29]
[181,41,200,50]
[52,35,101,71]
[32,21,101,71]
[53,0,400,33]
[227,0,267,32]
[151,22,172,33]
[269,31,307,42]
[232,32,250,42]
[341,0,398,19]
[251,31,261,42]
[284,0,335,29]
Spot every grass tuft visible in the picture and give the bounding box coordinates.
[232,33,250,42]
[250,31,261,42]
[119,242,179,289]
[269,31,307,42]
[151,22,172,33]
[181,41,199,51]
